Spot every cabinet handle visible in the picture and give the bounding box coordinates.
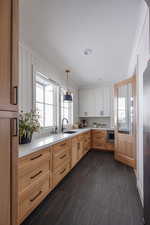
[30,170,42,179]
[12,118,18,137]
[30,191,42,202]
[60,168,66,175]
[30,154,42,161]
[60,154,66,159]
[13,86,18,105]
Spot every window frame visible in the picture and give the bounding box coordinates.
[33,70,74,131]
[34,72,59,129]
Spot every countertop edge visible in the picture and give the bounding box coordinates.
[19,128,114,158]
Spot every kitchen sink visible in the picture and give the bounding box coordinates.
[64,131,77,134]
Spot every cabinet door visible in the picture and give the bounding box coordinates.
[103,87,111,116]
[79,89,95,117]
[0,111,18,225]
[79,89,87,117]
[95,88,104,116]
[0,0,18,111]
[71,138,78,168]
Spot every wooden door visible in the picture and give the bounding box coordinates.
[0,111,18,225]
[114,76,136,168]
[0,0,18,111]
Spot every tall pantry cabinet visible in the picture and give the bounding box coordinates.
[0,1,19,225]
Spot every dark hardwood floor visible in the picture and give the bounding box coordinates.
[22,150,143,225]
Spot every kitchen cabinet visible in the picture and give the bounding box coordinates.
[0,112,18,225]
[18,148,52,224]
[52,139,71,188]
[17,131,91,224]
[71,136,79,168]
[79,88,95,117]
[0,0,19,111]
[0,1,19,225]
[78,134,85,160]
[92,130,114,151]
[84,131,91,153]
[79,86,112,117]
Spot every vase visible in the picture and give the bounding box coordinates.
[19,134,32,144]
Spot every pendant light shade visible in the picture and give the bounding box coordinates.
[64,70,72,102]
[64,91,72,101]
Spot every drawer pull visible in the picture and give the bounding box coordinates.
[30,191,42,202]
[30,154,42,161]
[60,143,66,147]
[60,168,66,175]
[13,86,18,105]
[60,154,66,159]
[30,170,42,179]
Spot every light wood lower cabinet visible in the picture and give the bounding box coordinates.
[52,139,71,170]
[92,130,114,151]
[18,147,52,224]
[53,161,70,188]
[71,136,79,168]
[18,172,50,223]
[17,130,106,224]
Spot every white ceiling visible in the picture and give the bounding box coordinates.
[20,0,143,86]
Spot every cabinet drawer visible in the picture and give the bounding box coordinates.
[92,130,107,136]
[53,161,70,188]
[53,139,71,152]
[53,148,70,171]
[18,148,51,177]
[19,161,50,193]
[18,172,50,223]
[92,136,106,143]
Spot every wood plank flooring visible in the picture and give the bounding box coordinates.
[22,150,143,225]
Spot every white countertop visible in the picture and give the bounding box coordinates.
[19,127,114,158]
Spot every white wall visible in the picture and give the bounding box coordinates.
[19,42,79,125]
[128,2,149,204]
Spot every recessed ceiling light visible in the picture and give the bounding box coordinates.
[84,48,93,55]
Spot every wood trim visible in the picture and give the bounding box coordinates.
[0,110,18,118]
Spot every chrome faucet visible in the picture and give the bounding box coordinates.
[61,118,69,133]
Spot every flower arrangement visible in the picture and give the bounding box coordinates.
[19,111,40,144]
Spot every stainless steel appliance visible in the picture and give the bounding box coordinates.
[107,130,115,143]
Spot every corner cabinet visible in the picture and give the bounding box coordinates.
[79,86,113,117]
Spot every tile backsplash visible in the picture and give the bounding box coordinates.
[80,117,113,128]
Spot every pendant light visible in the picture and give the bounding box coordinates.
[64,70,72,102]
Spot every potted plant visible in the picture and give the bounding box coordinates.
[19,111,40,144]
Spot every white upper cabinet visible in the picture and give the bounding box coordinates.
[79,86,113,117]
[79,88,95,117]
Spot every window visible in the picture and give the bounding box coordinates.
[35,73,58,127]
[61,88,73,126]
